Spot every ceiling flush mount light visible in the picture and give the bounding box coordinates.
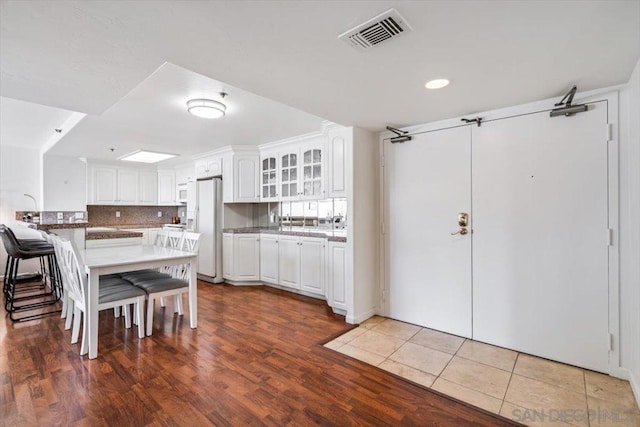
[118,149,177,164]
[425,79,450,90]
[187,93,227,119]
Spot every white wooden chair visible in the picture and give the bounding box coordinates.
[153,229,169,247]
[52,236,146,354]
[47,234,132,330]
[172,232,201,313]
[133,232,200,336]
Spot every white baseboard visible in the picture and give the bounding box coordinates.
[611,367,640,408]
[351,307,378,324]
[628,370,640,408]
[224,279,262,286]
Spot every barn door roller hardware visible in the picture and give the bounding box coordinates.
[461,117,483,127]
[550,86,588,117]
[386,126,412,143]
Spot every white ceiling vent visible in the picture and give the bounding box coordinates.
[338,8,412,51]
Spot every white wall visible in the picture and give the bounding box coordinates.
[346,126,379,323]
[0,145,42,274]
[42,154,86,211]
[619,57,640,403]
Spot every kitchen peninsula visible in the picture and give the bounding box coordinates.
[15,204,182,248]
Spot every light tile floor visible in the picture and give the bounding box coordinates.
[325,316,640,427]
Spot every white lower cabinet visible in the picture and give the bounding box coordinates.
[277,235,325,295]
[127,228,161,245]
[222,233,260,281]
[85,237,143,249]
[222,234,234,279]
[259,234,279,284]
[327,241,347,311]
[225,232,331,300]
[278,235,300,289]
[299,237,324,295]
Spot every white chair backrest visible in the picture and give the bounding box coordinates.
[154,229,169,247]
[165,231,184,249]
[181,232,201,253]
[53,237,86,310]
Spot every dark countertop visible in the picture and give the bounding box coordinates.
[85,229,144,240]
[223,227,347,243]
[89,224,168,229]
[21,221,89,230]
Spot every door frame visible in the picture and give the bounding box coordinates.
[379,88,620,375]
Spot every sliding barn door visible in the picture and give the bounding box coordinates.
[385,126,472,337]
[472,102,609,372]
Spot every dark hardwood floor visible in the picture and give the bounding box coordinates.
[1,282,517,426]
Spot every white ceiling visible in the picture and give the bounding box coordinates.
[1,1,639,156]
[47,63,324,164]
[0,97,75,148]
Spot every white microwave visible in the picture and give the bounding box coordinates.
[177,183,188,203]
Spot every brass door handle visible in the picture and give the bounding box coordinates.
[451,227,468,236]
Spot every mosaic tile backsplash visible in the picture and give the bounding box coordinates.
[87,205,180,226]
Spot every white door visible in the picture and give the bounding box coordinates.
[386,126,472,337]
[299,237,324,295]
[278,235,300,289]
[472,103,609,372]
[260,234,279,283]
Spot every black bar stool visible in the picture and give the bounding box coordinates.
[0,225,62,321]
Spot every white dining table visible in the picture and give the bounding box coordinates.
[80,245,198,359]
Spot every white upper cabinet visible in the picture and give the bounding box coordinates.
[195,156,222,179]
[279,150,299,201]
[93,166,117,204]
[235,155,260,202]
[300,144,324,200]
[277,138,325,201]
[157,170,176,205]
[138,170,158,205]
[175,164,195,185]
[89,164,162,205]
[116,168,139,204]
[221,148,260,203]
[327,127,348,198]
[260,151,279,202]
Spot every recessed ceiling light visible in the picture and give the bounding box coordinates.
[118,150,177,164]
[425,79,450,90]
[187,93,227,119]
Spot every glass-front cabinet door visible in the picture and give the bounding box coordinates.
[280,152,298,200]
[302,147,323,199]
[261,156,278,201]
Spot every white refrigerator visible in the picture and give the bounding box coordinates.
[188,178,223,283]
